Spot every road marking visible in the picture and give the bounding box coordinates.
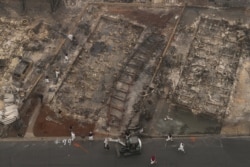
[23,144,29,148]
[73,142,89,153]
[190,136,196,143]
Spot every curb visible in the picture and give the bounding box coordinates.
[1,134,250,142]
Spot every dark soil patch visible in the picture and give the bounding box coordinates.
[34,105,95,137]
[107,6,176,28]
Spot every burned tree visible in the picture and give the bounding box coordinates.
[20,0,26,12]
[50,0,61,12]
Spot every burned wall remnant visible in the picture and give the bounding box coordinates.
[12,58,33,83]
[0,59,8,74]
[173,18,243,120]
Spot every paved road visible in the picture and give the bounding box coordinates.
[0,136,250,167]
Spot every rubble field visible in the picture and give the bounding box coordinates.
[1,1,250,138]
[44,4,182,135]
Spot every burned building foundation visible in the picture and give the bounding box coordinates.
[174,17,244,121]
[1,1,250,137]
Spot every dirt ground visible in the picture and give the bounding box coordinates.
[4,97,95,138]
[33,105,95,137]
[107,6,179,28]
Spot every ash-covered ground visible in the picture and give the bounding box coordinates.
[1,0,250,138]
